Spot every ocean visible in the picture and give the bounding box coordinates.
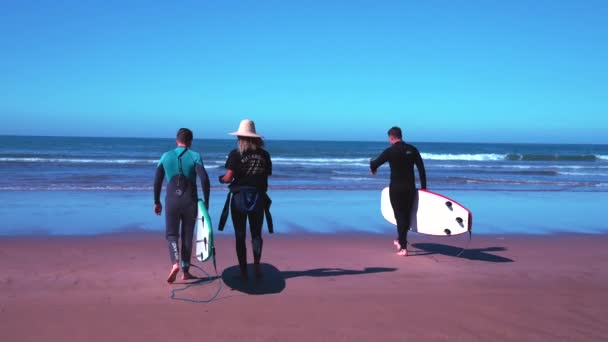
[1,135,607,236]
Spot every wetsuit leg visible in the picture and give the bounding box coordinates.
[164,177,197,269]
[165,199,181,266]
[179,201,197,272]
[248,199,265,264]
[231,197,248,276]
[389,188,415,249]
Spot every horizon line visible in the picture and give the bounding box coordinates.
[1,133,606,146]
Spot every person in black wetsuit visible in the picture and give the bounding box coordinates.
[219,119,272,280]
[154,128,210,283]
[370,126,426,256]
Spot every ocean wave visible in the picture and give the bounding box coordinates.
[447,176,600,187]
[330,177,377,182]
[558,171,608,177]
[272,157,369,165]
[506,154,598,162]
[5,152,605,165]
[425,153,606,162]
[421,153,505,161]
[0,157,158,164]
[0,185,155,191]
[432,164,608,170]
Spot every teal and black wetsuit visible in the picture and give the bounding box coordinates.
[154,147,210,272]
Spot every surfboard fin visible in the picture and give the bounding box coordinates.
[445,201,453,210]
[456,217,464,226]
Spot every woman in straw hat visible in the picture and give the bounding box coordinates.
[219,119,273,280]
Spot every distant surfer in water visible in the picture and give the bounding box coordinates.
[154,128,210,283]
[370,126,426,256]
[219,119,273,280]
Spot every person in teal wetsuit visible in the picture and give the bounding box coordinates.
[154,128,210,283]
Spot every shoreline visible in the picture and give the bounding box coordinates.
[2,229,608,239]
[2,189,607,236]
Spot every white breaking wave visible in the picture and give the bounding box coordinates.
[421,153,506,161]
[273,157,369,163]
[330,177,376,182]
[0,157,158,164]
[272,157,369,167]
[559,171,608,176]
[0,185,154,190]
[271,154,507,164]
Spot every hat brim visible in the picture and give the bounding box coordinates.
[228,132,263,138]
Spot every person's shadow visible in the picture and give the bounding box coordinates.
[222,264,397,295]
[410,243,514,263]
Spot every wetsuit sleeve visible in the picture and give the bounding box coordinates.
[370,147,391,172]
[195,157,210,207]
[413,147,427,189]
[154,164,165,205]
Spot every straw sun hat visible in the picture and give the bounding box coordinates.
[228,119,263,138]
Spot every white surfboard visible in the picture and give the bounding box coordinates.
[195,199,214,262]
[381,188,472,236]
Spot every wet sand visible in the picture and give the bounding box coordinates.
[2,233,607,341]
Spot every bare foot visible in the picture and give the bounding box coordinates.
[181,271,196,281]
[393,240,401,251]
[397,249,408,257]
[167,263,179,283]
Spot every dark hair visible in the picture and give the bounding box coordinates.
[387,126,402,139]
[176,128,193,144]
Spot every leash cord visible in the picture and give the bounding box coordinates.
[170,264,223,303]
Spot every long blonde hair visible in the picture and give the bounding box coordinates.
[238,136,264,155]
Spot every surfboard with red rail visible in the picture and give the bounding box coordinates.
[381,188,472,236]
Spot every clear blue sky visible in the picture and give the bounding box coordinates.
[1,0,606,143]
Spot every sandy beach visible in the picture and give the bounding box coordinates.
[2,232,607,341]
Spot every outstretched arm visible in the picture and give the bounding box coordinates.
[414,149,427,189]
[370,148,390,175]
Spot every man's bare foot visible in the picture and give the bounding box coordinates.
[393,240,401,251]
[181,271,196,280]
[167,263,179,283]
[397,248,408,256]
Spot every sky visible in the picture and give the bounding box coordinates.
[0,0,607,143]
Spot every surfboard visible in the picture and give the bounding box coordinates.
[381,188,472,236]
[195,199,215,262]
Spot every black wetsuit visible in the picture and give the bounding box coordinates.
[225,148,272,276]
[370,141,426,249]
[154,147,210,272]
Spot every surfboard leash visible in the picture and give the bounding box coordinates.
[170,262,223,303]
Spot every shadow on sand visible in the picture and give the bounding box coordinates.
[411,243,514,263]
[222,264,397,295]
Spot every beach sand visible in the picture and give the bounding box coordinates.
[2,233,607,341]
